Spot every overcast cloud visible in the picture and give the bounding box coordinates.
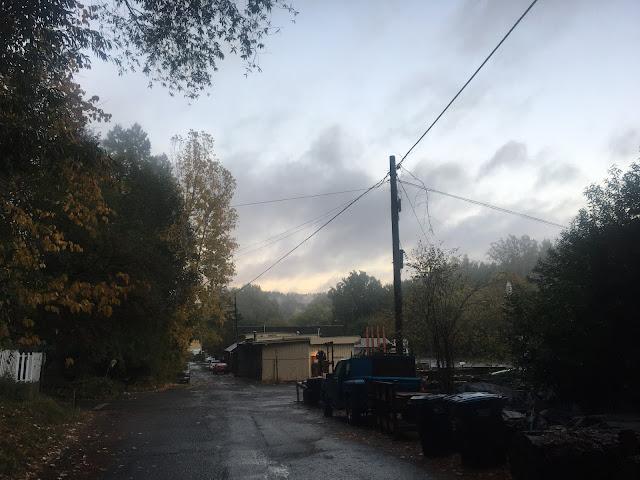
[80,0,640,293]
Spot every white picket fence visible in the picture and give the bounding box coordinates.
[0,350,44,383]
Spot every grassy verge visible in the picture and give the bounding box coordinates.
[0,373,185,478]
[0,378,85,479]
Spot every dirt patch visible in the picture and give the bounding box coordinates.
[28,409,125,480]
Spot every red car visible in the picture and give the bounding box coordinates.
[213,362,229,374]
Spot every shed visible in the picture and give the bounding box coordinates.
[231,334,360,382]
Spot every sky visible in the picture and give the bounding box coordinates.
[80,0,640,294]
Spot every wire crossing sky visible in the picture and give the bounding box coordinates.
[82,0,640,292]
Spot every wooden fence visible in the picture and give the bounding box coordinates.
[0,350,44,383]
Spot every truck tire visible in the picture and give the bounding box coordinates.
[346,397,361,426]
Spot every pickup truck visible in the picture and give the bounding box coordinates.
[321,355,421,425]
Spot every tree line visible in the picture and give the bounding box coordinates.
[235,233,550,355]
[1,119,237,380]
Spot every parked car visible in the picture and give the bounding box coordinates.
[207,359,220,370]
[178,366,191,383]
[213,362,229,374]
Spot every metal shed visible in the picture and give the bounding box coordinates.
[259,336,360,382]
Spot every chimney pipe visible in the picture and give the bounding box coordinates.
[365,327,369,356]
[382,326,386,354]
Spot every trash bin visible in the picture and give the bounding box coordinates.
[407,394,453,457]
[302,377,322,405]
[447,392,507,467]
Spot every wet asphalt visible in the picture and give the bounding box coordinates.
[98,363,439,480]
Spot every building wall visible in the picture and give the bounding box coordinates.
[261,342,310,382]
[261,342,357,381]
[236,344,262,379]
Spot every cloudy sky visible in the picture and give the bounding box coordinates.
[81,0,640,294]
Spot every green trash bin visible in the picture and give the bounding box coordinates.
[447,392,507,467]
[408,394,453,457]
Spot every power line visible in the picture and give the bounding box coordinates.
[236,199,354,256]
[397,0,539,169]
[230,188,370,207]
[399,178,429,239]
[399,178,567,229]
[237,176,389,293]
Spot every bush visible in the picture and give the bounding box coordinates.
[0,376,31,401]
[77,376,123,399]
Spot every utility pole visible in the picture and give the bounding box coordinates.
[389,155,404,354]
[234,292,238,341]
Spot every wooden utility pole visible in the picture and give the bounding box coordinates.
[234,292,238,341]
[389,155,404,354]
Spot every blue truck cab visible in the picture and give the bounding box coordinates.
[321,355,421,425]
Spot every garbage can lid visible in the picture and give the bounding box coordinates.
[408,393,448,404]
[447,392,504,403]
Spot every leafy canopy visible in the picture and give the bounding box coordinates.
[507,163,640,407]
[327,271,392,336]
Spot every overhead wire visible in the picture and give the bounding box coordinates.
[397,0,539,169]
[236,199,354,256]
[237,175,390,292]
[399,176,567,229]
[234,0,541,290]
[398,177,429,239]
[230,188,370,207]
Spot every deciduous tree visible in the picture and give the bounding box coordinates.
[407,243,492,392]
[172,131,238,343]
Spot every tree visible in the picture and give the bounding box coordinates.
[234,285,282,326]
[0,110,121,347]
[487,234,552,278]
[171,131,237,344]
[406,243,492,392]
[103,123,152,164]
[2,0,296,100]
[96,0,297,97]
[290,295,332,326]
[327,271,391,335]
[1,1,115,347]
[29,124,196,378]
[507,163,640,408]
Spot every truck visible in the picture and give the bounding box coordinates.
[321,354,421,427]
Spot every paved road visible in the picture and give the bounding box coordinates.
[98,363,439,480]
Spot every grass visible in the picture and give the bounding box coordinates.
[0,378,84,479]
[0,373,184,478]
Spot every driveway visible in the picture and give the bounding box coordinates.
[92,364,441,480]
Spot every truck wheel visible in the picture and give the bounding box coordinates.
[346,398,361,426]
[323,402,333,417]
